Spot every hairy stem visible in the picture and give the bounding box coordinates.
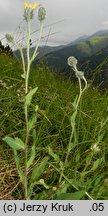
[24,17,31,200]
[31,22,43,63]
[65,78,83,165]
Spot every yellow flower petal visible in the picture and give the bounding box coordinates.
[32,2,38,9]
[24,2,28,9]
[24,2,38,11]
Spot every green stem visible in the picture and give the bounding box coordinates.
[24,19,44,200]
[65,79,82,165]
[65,122,75,165]
[76,78,82,109]
[82,76,87,93]
[24,17,31,200]
[30,22,43,63]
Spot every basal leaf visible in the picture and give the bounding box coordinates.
[28,179,50,198]
[31,156,49,182]
[56,190,85,200]
[3,136,25,150]
[48,146,60,162]
[25,87,38,106]
[54,182,69,199]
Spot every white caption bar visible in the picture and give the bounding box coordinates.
[0,201,107,216]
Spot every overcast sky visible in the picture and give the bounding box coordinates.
[0,0,108,47]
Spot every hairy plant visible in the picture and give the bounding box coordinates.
[65,56,87,163]
[3,2,46,200]
[2,3,107,201]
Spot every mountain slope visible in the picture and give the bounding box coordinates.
[13,30,108,87]
[40,34,108,71]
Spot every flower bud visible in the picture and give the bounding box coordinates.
[38,6,46,22]
[5,34,14,43]
[75,70,84,79]
[90,143,100,153]
[68,56,84,79]
[67,56,77,71]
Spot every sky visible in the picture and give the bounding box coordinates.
[0,0,108,47]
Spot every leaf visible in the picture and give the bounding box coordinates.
[3,136,25,150]
[27,142,35,169]
[70,110,77,127]
[32,129,36,141]
[14,150,25,184]
[32,189,52,200]
[75,152,80,163]
[48,146,60,162]
[91,159,100,171]
[28,184,34,198]
[54,182,69,199]
[56,190,85,200]
[25,87,38,106]
[35,105,39,112]
[31,156,49,181]
[28,105,38,132]
[28,114,36,131]
[72,95,78,109]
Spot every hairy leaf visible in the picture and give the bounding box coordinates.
[25,87,38,106]
[91,159,100,171]
[3,136,25,150]
[28,114,36,131]
[56,190,85,200]
[48,146,60,162]
[14,150,25,184]
[31,156,49,181]
[27,142,35,169]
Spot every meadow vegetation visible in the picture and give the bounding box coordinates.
[0,2,108,200]
[0,52,108,199]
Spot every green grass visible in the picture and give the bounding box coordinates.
[0,53,108,200]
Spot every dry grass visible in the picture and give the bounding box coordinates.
[0,155,20,200]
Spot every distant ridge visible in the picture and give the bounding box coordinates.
[13,29,108,88]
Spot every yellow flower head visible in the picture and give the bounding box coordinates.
[24,2,38,10]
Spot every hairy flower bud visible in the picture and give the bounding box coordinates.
[75,70,84,79]
[68,56,84,79]
[67,56,78,70]
[90,143,100,153]
[5,34,14,43]
[38,6,46,22]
